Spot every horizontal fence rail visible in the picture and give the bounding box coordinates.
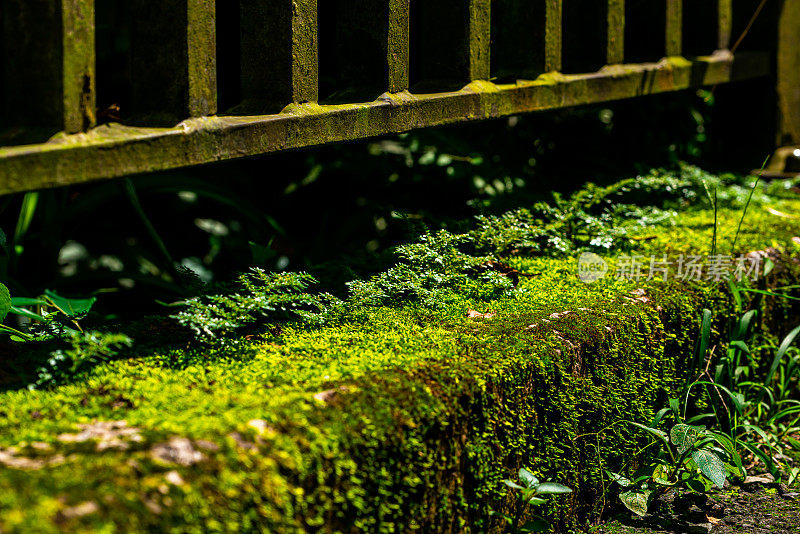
[0,0,796,195]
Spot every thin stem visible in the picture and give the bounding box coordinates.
[0,324,33,340]
[122,178,177,275]
[732,158,768,253]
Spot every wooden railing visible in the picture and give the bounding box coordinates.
[0,0,796,194]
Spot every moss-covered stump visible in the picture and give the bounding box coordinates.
[1,201,800,533]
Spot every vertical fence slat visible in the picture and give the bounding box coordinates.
[130,0,216,123]
[718,0,732,50]
[63,0,96,133]
[665,0,682,56]
[292,0,318,103]
[2,0,95,133]
[545,0,562,71]
[469,0,491,80]
[388,0,410,92]
[239,0,316,110]
[778,0,800,145]
[187,0,217,116]
[2,0,61,129]
[607,0,625,64]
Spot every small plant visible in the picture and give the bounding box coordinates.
[346,230,514,309]
[471,179,674,257]
[608,405,742,517]
[173,269,325,340]
[493,468,572,533]
[0,282,97,341]
[30,330,133,389]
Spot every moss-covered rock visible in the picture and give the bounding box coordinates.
[1,197,800,533]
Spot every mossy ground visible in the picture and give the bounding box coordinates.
[1,196,800,533]
[596,483,800,533]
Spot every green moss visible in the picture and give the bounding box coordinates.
[1,197,800,532]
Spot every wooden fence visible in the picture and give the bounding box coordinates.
[0,0,797,194]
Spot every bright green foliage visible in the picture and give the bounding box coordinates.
[0,174,799,532]
[609,412,738,517]
[173,269,323,339]
[471,180,659,256]
[0,287,97,341]
[31,331,133,390]
[345,230,513,309]
[670,424,699,455]
[472,164,800,258]
[495,468,572,532]
[0,282,10,321]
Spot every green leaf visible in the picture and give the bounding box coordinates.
[761,324,800,403]
[630,421,670,448]
[10,297,47,307]
[692,449,727,488]
[669,397,681,418]
[527,496,547,506]
[535,482,572,495]
[520,519,550,532]
[43,290,96,317]
[685,477,709,493]
[14,192,38,243]
[694,308,712,370]
[619,490,650,517]
[740,441,779,479]
[729,340,750,354]
[652,464,673,486]
[606,470,631,487]
[9,305,46,322]
[709,431,746,480]
[519,519,549,533]
[519,468,539,489]
[0,283,10,322]
[503,479,524,490]
[670,424,699,454]
[650,407,671,428]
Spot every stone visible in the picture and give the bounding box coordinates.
[687,522,713,534]
[150,438,205,466]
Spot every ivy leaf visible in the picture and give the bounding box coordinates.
[692,449,727,488]
[670,424,699,454]
[619,490,650,517]
[519,468,539,489]
[0,283,11,322]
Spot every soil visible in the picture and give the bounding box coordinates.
[596,481,800,534]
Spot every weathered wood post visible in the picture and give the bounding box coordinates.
[409,0,490,90]
[489,0,560,79]
[237,0,317,111]
[777,0,800,146]
[1,0,96,134]
[561,1,609,72]
[318,0,410,101]
[129,0,216,124]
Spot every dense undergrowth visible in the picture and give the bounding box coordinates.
[1,166,799,532]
